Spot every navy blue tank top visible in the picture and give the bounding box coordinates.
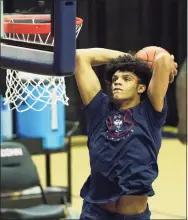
[80,91,167,204]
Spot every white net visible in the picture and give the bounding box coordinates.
[5,70,69,112]
[3,15,83,112]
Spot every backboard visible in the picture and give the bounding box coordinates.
[0,0,82,76]
[0,0,83,111]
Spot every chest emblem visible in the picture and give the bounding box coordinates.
[106,109,134,139]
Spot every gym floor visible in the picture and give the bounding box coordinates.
[32,136,186,219]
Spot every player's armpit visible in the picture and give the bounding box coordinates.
[75,54,101,105]
[147,53,178,112]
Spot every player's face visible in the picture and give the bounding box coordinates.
[111,71,145,103]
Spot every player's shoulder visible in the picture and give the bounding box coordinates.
[136,96,168,128]
[85,90,109,107]
[143,96,168,114]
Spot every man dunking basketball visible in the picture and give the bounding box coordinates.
[75,48,178,220]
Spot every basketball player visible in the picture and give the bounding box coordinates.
[75,48,178,220]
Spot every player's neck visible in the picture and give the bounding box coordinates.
[118,97,140,110]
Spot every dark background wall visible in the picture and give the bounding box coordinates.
[3,0,187,134]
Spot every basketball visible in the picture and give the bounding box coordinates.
[135,46,170,68]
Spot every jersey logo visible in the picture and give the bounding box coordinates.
[106,109,134,139]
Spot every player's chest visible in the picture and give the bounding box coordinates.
[89,108,148,148]
[96,108,146,141]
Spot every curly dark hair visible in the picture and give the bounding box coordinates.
[104,54,152,100]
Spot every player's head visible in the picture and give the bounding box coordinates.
[105,54,152,104]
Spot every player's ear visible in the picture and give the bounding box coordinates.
[137,84,146,94]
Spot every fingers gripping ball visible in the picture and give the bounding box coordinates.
[135,46,170,69]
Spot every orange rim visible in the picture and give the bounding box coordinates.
[4,14,83,34]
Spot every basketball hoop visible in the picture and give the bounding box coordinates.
[3,14,83,112]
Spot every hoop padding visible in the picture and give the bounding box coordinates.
[4,14,83,42]
[4,14,83,34]
[3,14,83,112]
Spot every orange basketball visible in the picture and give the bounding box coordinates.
[135,46,170,68]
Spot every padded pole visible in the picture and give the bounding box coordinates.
[51,0,54,37]
[0,0,3,38]
[53,0,76,76]
[67,136,72,203]
[0,0,3,96]
[46,154,51,187]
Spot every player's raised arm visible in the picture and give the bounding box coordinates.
[147,53,178,112]
[75,48,126,105]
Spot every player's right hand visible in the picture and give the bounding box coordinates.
[155,53,178,83]
[169,55,178,83]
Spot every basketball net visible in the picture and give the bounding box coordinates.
[3,15,83,112]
